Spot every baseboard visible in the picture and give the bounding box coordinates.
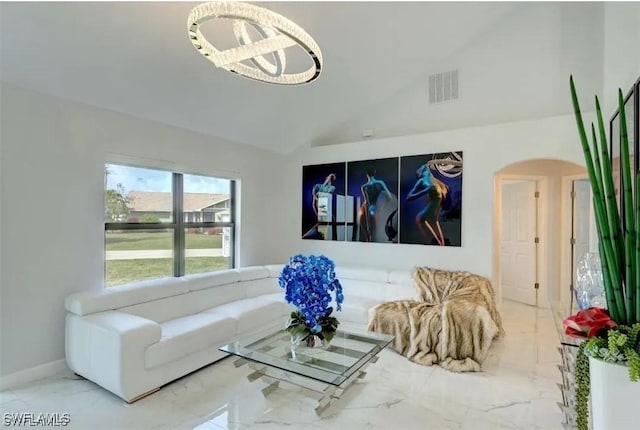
[0,359,68,391]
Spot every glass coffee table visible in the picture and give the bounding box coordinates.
[219,328,394,416]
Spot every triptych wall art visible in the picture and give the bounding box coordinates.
[301,151,463,246]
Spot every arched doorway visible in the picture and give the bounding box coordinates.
[493,159,587,307]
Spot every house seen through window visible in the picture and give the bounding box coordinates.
[104,164,235,287]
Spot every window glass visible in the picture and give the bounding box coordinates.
[105,164,172,223]
[105,229,173,287]
[184,228,232,275]
[183,174,233,275]
[104,164,235,287]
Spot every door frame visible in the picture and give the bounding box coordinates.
[493,174,549,307]
[560,173,590,307]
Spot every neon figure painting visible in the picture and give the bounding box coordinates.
[313,174,336,219]
[400,152,463,246]
[347,158,398,243]
[301,163,347,240]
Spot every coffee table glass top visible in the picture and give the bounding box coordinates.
[219,328,394,386]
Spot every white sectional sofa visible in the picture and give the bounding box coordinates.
[65,265,418,402]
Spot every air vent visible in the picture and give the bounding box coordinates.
[428,70,459,104]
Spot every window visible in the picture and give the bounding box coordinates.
[104,164,236,287]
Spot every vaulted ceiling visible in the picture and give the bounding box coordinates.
[0,2,604,153]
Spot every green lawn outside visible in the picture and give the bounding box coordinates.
[106,231,223,251]
[105,257,231,287]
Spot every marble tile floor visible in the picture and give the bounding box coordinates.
[1,301,565,430]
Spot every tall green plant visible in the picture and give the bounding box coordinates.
[571,78,640,430]
[570,76,638,326]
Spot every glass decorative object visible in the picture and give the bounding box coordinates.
[575,252,607,310]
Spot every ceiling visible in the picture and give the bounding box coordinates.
[0,2,604,153]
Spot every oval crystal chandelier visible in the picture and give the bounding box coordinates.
[188,2,323,85]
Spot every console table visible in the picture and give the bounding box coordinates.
[551,301,585,429]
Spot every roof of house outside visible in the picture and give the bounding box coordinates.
[128,191,229,212]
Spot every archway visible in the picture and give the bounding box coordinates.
[493,159,587,307]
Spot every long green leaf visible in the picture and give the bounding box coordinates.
[590,124,624,320]
[626,234,635,323]
[590,124,623,319]
[599,234,615,319]
[595,99,627,322]
[591,123,604,196]
[571,77,624,322]
[619,89,636,323]
[590,87,625,321]
[596,97,624,275]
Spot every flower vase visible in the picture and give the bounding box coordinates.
[290,332,330,349]
[589,356,640,429]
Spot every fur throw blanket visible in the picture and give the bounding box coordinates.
[368,267,504,372]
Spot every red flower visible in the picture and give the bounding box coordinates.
[563,307,617,338]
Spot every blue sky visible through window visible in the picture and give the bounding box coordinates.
[105,164,230,194]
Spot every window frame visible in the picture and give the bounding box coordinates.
[104,165,236,283]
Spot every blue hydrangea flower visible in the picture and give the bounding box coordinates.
[278,254,343,330]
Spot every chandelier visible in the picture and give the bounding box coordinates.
[187,2,323,85]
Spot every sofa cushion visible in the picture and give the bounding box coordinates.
[145,313,236,369]
[65,277,190,316]
[236,266,269,281]
[265,264,284,278]
[210,296,283,333]
[338,298,380,325]
[388,270,413,286]
[187,283,247,312]
[120,293,196,323]
[340,279,387,302]
[243,278,281,298]
[259,293,291,317]
[385,285,418,302]
[184,271,240,292]
[336,267,389,283]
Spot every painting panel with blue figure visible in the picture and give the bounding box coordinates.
[400,152,463,246]
[301,162,347,241]
[346,157,399,243]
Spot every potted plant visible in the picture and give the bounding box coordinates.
[278,254,344,347]
[568,76,640,430]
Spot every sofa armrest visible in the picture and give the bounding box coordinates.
[66,311,161,400]
[83,311,161,340]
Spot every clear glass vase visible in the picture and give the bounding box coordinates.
[290,333,328,348]
[289,332,330,362]
[574,252,607,310]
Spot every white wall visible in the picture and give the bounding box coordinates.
[315,2,604,147]
[603,2,640,114]
[282,114,586,282]
[0,83,286,378]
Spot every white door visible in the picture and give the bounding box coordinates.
[501,181,538,305]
